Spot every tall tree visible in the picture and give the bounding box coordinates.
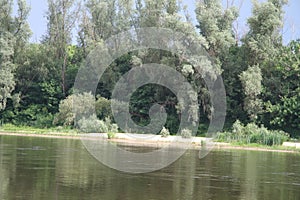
[196,0,241,122]
[0,0,31,111]
[265,40,300,135]
[242,0,288,66]
[196,0,238,59]
[239,65,262,121]
[240,0,287,122]
[44,0,79,97]
[78,0,133,52]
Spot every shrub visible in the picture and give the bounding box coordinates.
[103,117,119,133]
[216,120,290,146]
[160,127,170,138]
[107,131,116,139]
[232,120,244,135]
[34,113,54,128]
[78,115,102,133]
[95,96,112,120]
[77,115,119,134]
[181,128,192,138]
[53,92,95,127]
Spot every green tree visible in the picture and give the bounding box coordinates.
[242,0,287,66]
[44,0,79,97]
[265,40,300,136]
[0,0,31,111]
[235,0,287,124]
[239,65,263,121]
[196,0,238,59]
[196,0,241,123]
[0,32,15,111]
[53,92,95,126]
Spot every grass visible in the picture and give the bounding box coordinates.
[0,123,78,136]
[222,141,300,152]
[1,123,299,153]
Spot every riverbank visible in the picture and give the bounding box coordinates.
[0,130,299,153]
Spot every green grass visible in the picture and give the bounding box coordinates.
[1,124,299,153]
[225,141,300,152]
[0,123,78,136]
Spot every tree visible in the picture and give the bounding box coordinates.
[0,32,15,110]
[0,0,31,111]
[78,0,133,52]
[44,0,79,97]
[239,65,263,121]
[13,0,32,62]
[265,40,300,135]
[196,0,238,59]
[236,0,287,124]
[53,92,95,126]
[196,0,241,123]
[242,0,288,66]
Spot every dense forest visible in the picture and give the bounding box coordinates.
[0,0,299,138]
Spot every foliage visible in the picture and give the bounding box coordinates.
[266,93,300,136]
[107,131,116,139]
[239,65,263,121]
[77,114,102,133]
[242,0,287,66]
[196,0,238,58]
[160,127,170,138]
[0,35,15,111]
[0,0,299,139]
[95,96,112,120]
[263,40,300,136]
[78,115,118,134]
[0,123,77,135]
[0,0,31,110]
[216,121,290,146]
[181,128,192,139]
[53,92,95,126]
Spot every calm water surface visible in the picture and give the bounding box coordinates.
[0,135,300,200]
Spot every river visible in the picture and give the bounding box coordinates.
[0,135,299,200]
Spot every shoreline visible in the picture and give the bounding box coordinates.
[0,131,299,153]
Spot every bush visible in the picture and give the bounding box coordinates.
[78,115,102,133]
[53,92,95,127]
[95,96,112,120]
[216,121,290,146]
[107,131,116,139]
[33,113,54,128]
[181,128,192,138]
[160,127,170,138]
[77,115,118,134]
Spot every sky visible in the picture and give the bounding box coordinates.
[20,0,300,45]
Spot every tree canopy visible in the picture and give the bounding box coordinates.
[0,0,299,137]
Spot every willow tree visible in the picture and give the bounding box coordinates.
[196,0,238,60]
[44,0,79,97]
[196,0,240,121]
[239,65,262,121]
[242,0,288,66]
[0,0,31,111]
[0,32,15,110]
[79,0,133,52]
[77,0,213,132]
[240,0,287,122]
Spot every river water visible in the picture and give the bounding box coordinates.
[0,135,299,200]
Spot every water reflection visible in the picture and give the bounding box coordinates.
[0,135,299,200]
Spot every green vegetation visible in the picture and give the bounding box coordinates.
[216,121,290,146]
[160,127,170,138]
[0,123,77,135]
[0,0,299,144]
[181,129,192,139]
[107,131,116,140]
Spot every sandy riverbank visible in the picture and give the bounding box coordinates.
[0,131,299,153]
